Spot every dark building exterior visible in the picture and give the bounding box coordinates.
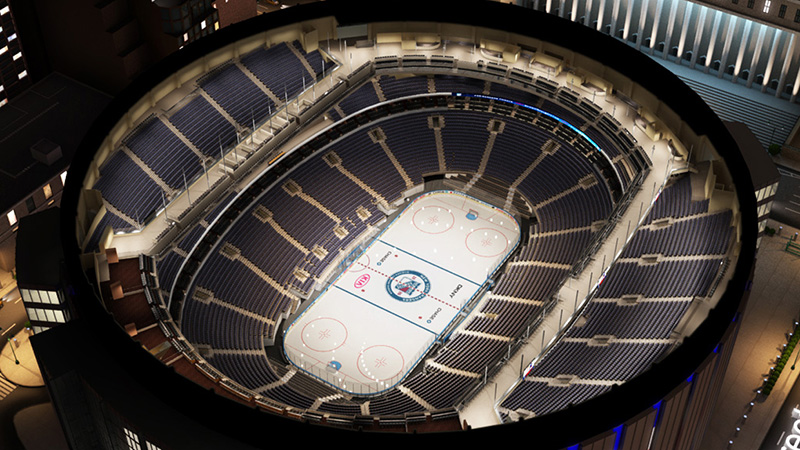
[5,0,226,96]
[15,208,72,334]
[725,121,782,247]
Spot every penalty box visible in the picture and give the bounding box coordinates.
[283,190,520,395]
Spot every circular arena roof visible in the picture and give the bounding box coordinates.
[60,0,758,447]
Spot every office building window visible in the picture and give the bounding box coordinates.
[124,428,141,450]
[21,289,61,305]
[25,196,35,213]
[27,307,67,323]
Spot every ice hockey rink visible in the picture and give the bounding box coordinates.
[283,190,521,395]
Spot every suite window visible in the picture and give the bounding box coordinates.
[764,0,771,13]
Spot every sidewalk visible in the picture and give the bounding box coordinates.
[0,329,44,388]
[0,269,17,303]
[773,148,800,175]
[13,403,69,450]
[700,220,800,449]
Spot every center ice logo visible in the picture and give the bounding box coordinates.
[386,270,431,303]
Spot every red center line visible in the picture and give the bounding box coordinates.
[354,262,460,310]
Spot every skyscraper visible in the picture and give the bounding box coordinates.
[0,0,31,107]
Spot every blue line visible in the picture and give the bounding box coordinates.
[333,285,438,335]
[377,238,481,287]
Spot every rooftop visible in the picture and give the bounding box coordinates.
[0,72,112,214]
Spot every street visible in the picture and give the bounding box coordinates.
[0,289,29,346]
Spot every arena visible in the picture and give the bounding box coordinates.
[47,0,758,448]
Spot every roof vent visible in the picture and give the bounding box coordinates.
[31,138,62,166]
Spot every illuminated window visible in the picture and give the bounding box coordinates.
[145,442,162,450]
[764,0,771,12]
[214,21,219,31]
[7,210,16,226]
[60,171,67,185]
[0,85,4,93]
[0,6,9,15]
[18,70,27,80]
[0,99,7,107]
[12,52,21,61]
[0,46,7,56]
[7,33,15,41]
[201,19,207,30]
[124,428,141,450]
[43,184,52,199]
